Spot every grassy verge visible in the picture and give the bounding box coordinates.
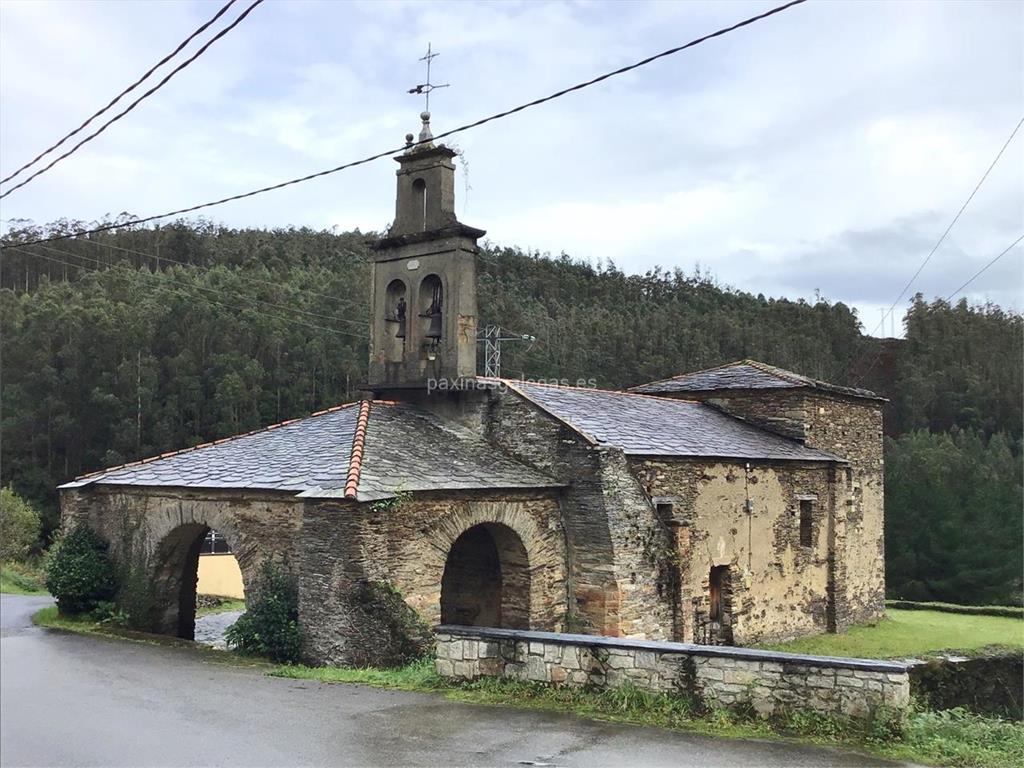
[0,562,48,595]
[760,609,1024,658]
[195,597,246,617]
[272,660,1024,768]
[886,600,1023,619]
[31,606,267,668]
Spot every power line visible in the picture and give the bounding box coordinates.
[867,115,1024,339]
[0,0,265,199]
[945,234,1024,301]
[1,0,809,246]
[851,115,1024,384]
[8,243,370,336]
[0,0,239,186]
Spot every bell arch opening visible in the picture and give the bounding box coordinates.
[440,522,530,629]
[384,278,408,366]
[152,524,245,641]
[418,274,443,354]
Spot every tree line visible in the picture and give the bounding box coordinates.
[1,219,1020,605]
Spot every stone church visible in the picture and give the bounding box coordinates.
[59,113,886,666]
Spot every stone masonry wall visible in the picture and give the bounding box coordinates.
[804,394,886,628]
[629,458,835,645]
[436,626,910,722]
[299,490,567,666]
[487,387,677,639]
[59,485,301,635]
[668,388,886,632]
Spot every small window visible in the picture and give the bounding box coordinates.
[200,529,232,555]
[799,500,813,547]
[655,502,674,523]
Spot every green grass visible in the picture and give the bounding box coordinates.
[0,562,48,595]
[760,609,1024,658]
[884,708,1024,768]
[272,660,1023,768]
[195,598,246,617]
[31,605,268,668]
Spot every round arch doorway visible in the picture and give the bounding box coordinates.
[440,522,530,630]
[151,524,245,640]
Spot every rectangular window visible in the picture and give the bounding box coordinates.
[655,502,674,523]
[799,500,813,547]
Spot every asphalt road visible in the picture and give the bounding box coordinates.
[0,594,907,767]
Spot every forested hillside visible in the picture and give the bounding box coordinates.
[2,219,1020,604]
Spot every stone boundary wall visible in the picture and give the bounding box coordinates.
[909,652,1023,720]
[436,626,910,721]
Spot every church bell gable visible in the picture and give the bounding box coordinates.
[367,112,485,389]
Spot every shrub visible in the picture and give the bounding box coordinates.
[0,487,42,562]
[225,559,301,663]
[44,526,117,615]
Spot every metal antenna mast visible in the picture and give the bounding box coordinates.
[408,42,449,112]
[479,325,536,378]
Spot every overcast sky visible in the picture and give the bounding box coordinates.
[1,0,1021,336]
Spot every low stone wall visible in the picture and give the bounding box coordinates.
[436,626,910,721]
[909,651,1023,720]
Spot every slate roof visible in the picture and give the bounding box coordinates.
[60,401,561,502]
[507,380,841,462]
[629,360,884,401]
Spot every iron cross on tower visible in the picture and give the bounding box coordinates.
[408,43,449,113]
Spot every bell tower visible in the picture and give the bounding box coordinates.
[367,111,485,390]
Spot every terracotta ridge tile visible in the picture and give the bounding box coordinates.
[344,400,372,500]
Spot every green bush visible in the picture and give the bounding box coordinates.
[44,526,117,615]
[0,487,42,562]
[225,559,301,663]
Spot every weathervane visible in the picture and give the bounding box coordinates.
[408,43,449,113]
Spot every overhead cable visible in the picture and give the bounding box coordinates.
[0,0,265,199]
[1,0,808,244]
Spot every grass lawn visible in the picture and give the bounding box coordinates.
[0,563,48,595]
[760,609,1024,658]
[195,597,246,617]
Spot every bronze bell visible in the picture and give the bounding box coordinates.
[426,310,443,340]
[395,298,407,339]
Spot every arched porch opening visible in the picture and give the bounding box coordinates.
[440,522,530,629]
[151,524,245,640]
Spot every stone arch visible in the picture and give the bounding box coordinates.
[423,500,565,630]
[417,273,444,345]
[138,499,260,640]
[384,278,408,364]
[441,523,530,629]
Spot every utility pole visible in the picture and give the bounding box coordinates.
[479,325,535,378]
